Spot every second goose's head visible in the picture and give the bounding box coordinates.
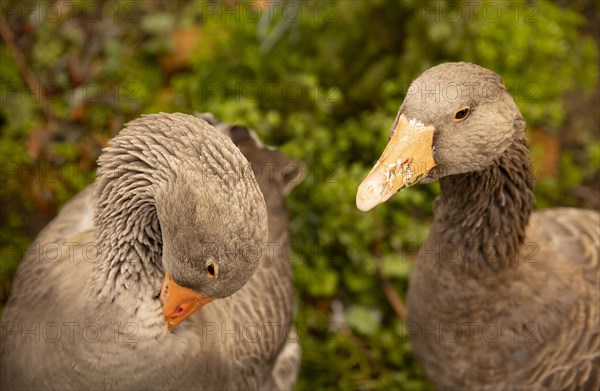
[356,62,523,211]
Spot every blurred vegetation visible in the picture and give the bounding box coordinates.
[1,0,598,389]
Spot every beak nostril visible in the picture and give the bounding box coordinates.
[173,306,184,317]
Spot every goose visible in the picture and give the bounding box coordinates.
[1,113,300,390]
[356,63,599,390]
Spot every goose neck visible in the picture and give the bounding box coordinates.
[92,156,168,301]
[432,136,535,273]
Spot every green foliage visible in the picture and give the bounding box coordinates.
[1,1,598,389]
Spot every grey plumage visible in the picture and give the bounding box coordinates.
[196,113,303,389]
[1,113,301,390]
[363,63,600,390]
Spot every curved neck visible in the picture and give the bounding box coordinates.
[92,151,170,301]
[431,134,535,274]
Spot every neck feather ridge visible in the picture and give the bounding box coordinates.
[92,138,172,301]
[432,135,535,274]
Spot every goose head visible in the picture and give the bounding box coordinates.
[95,113,267,331]
[155,170,266,331]
[356,62,522,211]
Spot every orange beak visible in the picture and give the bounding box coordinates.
[159,272,213,331]
[356,114,436,211]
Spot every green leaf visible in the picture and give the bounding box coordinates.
[380,255,413,278]
[346,305,381,337]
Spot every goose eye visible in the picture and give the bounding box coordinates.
[454,107,470,121]
[206,261,218,279]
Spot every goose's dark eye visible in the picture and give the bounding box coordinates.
[206,261,218,279]
[454,107,470,121]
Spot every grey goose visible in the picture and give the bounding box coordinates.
[357,62,599,390]
[1,113,301,390]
